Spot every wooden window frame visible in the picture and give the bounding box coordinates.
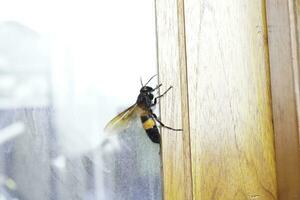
[156,0,300,199]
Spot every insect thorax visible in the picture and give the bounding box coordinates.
[136,93,152,108]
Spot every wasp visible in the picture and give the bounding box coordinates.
[104,75,182,144]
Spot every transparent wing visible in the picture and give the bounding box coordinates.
[104,104,139,133]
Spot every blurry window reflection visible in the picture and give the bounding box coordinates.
[0,1,161,200]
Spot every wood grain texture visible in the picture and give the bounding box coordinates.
[155,0,193,199]
[294,0,300,144]
[184,0,278,199]
[267,0,300,199]
[177,0,194,199]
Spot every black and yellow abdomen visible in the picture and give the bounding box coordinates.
[140,115,160,144]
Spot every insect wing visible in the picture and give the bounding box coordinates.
[104,104,139,133]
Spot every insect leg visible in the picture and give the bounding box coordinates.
[151,113,182,131]
[152,86,173,106]
[153,83,162,91]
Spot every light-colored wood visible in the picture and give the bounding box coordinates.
[177,0,194,199]
[267,0,300,199]
[184,0,278,199]
[155,0,193,199]
[294,0,300,143]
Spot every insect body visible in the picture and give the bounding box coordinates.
[140,115,159,143]
[104,75,182,144]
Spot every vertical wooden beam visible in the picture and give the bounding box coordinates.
[184,0,278,199]
[293,0,300,144]
[177,0,194,199]
[155,0,193,199]
[267,0,300,199]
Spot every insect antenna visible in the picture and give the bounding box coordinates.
[144,74,157,86]
[140,77,144,86]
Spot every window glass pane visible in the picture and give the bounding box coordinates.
[0,1,161,200]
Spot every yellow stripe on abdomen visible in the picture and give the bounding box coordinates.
[143,118,156,130]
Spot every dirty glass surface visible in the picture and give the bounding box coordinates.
[0,1,161,200]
